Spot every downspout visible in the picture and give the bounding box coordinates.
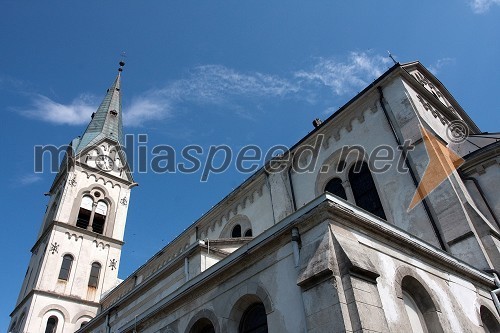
[291,227,308,333]
[105,306,118,333]
[377,86,447,251]
[288,160,298,211]
[463,177,500,229]
[105,312,110,333]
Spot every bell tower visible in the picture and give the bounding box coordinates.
[9,62,136,333]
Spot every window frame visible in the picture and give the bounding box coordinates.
[44,316,58,333]
[324,177,347,200]
[239,302,268,333]
[75,193,109,235]
[88,262,102,288]
[232,224,242,238]
[348,161,386,220]
[58,254,74,281]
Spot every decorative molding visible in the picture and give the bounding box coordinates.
[313,105,378,159]
[93,240,110,249]
[109,259,118,270]
[65,232,83,242]
[49,242,59,254]
[68,175,77,187]
[416,94,451,126]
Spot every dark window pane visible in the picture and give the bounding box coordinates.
[44,316,58,333]
[348,162,386,219]
[244,229,253,237]
[76,208,91,229]
[232,224,242,238]
[88,262,101,288]
[240,303,268,333]
[58,254,73,281]
[92,214,105,234]
[190,318,215,333]
[324,177,347,200]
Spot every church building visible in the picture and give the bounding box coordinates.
[9,60,500,333]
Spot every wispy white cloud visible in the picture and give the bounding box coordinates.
[17,52,395,126]
[125,65,300,124]
[19,174,42,186]
[21,93,97,125]
[124,92,172,127]
[162,65,300,104]
[428,57,456,75]
[469,0,500,13]
[19,91,171,128]
[295,51,392,95]
[18,65,298,127]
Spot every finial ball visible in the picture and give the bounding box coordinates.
[119,61,125,67]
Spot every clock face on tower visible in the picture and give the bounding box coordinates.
[95,155,114,171]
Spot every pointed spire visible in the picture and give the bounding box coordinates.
[76,61,125,153]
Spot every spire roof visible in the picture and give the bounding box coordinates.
[76,62,125,153]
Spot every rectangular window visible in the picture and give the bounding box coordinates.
[92,214,105,234]
[58,255,73,281]
[76,208,91,229]
[88,263,101,288]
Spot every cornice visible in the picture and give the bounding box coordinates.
[10,289,99,317]
[30,221,124,253]
[75,162,136,189]
[82,194,495,332]
[400,62,480,133]
[460,141,500,176]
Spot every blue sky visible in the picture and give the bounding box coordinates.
[1,1,499,330]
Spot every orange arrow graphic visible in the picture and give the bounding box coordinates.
[408,125,464,211]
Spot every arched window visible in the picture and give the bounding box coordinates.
[324,177,347,200]
[348,162,386,219]
[77,196,93,229]
[189,318,215,333]
[76,195,108,235]
[480,306,500,333]
[402,291,427,333]
[58,254,73,281]
[244,229,253,237]
[88,262,101,288]
[232,224,242,238]
[92,201,108,234]
[239,303,268,333]
[400,276,443,333]
[44,316,58,333]
[80,321,88,328]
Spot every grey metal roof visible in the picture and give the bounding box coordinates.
[76,72,124,153]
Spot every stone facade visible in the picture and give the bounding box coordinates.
[9,61,500,333]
